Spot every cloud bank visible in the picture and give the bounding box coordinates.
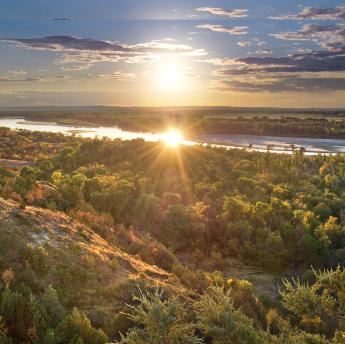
[1,35,207,70]
[271,24,345,52]
[271,6,345,21]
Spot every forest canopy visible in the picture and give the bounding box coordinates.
[1,128,345,343]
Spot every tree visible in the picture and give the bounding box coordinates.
[0,316,11,344]
[133,193,160,231]
[221,196,251,223]
[160,204,195,250]
[117,289,202,344]
[55,308,108,344]
[280,266,345,336]
[13,166,38,198]
[42,329,56,344]
[85,175,136,223]
[0,288,44,344]
[41,286,66,328]
[52,171,87,209]
[193,286,265,344]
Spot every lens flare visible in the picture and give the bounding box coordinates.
[162,129,183,147]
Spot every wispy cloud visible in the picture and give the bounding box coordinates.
[254,49,273,55]
[217,76,345,93]
[238,41,250,47]
[271,24,345,52]
[95,71,136,81]
[271,5,345,20]
[199,58,238,66]
[210,40,345,93]
[0,73,69,82]
[195,20,345,93]
[0,35,207,70]
[196,7,248,18]
[197,24,248,35]
[221,49,345,75]
[49,17,72,21]
[7,69,27,77]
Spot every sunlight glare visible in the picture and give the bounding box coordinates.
[154,63,185,92]
[162,129,183,147]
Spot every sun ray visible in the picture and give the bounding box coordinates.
[161,129,183,147]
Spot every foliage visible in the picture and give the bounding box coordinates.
[281,266,345,336]
[194,286,266,344]
[2,129,345,343]
[55,308,108,344]
[117,288,202,344]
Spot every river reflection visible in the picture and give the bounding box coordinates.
[2,117,345,155]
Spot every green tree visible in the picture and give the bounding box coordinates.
[133,193,160,231]
[160,204,195,250]
[52,171,87,209]
[117,289,202,344]
[0,288,44,344]
[193,286,265,344]
[280,266,345,336]
[55,308,108,344]
[41,286,66,327]
[0,316,11,344]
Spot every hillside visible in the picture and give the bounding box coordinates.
[0,197,189,338]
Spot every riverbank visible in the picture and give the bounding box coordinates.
[16,111,345,141]
[2,117,345,155]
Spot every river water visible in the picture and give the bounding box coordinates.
[2,117,345,155]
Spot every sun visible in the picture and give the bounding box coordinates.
[162,129,184,147]
[154,62,185,92]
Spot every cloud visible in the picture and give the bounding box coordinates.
[196,7,248,18]
[0,74,69,82]
[199,58,239,66]
[0,69,69,83]
[2,35,130,52]
[256,41,267,47]
[217,76,345,93]
[221,49,345,75]
[271,6,345,20]
[49,17,72,21]
[211,35,345,93]
[7,69,27,77]
[0,35,207,70]
[197,24,248,35]
[270,24,345,51]
[238,41,250,47]
[0,77,40,82]
[94,71,136,81]
[254,49,273,55]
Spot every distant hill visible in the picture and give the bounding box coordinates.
[0,105,345,117]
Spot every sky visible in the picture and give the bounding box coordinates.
[0,0,345,107]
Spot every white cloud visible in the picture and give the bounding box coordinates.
[197,24,248,35]
[238,41,250,47]
[255,49,273,55]
[95,71,136,81]
[196,7,248,18]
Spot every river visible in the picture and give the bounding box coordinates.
[2,117,345,155]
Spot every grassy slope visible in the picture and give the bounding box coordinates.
[0,197,190,317]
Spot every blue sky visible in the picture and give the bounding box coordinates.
[0,0,345,107]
